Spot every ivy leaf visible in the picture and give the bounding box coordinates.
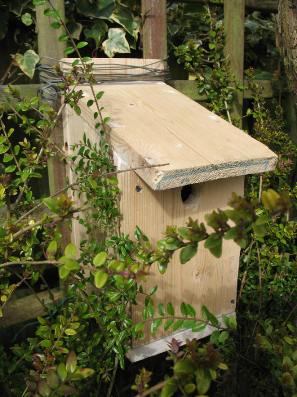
[94,270,108,288]
[93,252,107,267]
[180,244,197,264]
[102,28,130,58]
[15,50,40,79]
[110,6,140,40]
[84,20,108,47]
[76,0,115,18]
[204,233,222,258]
[67,21,83,40]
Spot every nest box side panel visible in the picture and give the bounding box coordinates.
[63,105,103,246]
[118,171,244,359]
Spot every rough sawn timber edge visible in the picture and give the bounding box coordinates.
[127,312,235,362]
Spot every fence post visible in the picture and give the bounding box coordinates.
[35,0,66,198]
[224,0,245,126]
[35,1,69,251]
[141,0,167,59]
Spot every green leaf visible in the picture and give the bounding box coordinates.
[43,197,59,213]
[65,46,76,55]
[33,0,46,5]
[174,359,195,374]
[196,368,211,394]
[65,243,77,259]
[192,321,207,332]
[158,303,165,316]
[65,328,77,336]
[166,302,175,316]
[76,0,115,18]
[5,165,16,173]
[180,244,197,264]
[66,351,77,374]
[0,145,9,154]
[77,41,88,49]
[59,256,80,271]
[47,370,60,389]
[93,251,107,267]
[15,50,40,79]
[38,381,51,397]
[46,240,58,258]
[67,21,82,39]
[87,99,94,107]
[110,6,140,40]
[201,305,219,327]
[59,265,70,280]
[57,363,67,382]
[161,378,177,397]
[96,91,104,100]
[102,28,130,58]
[180,302,189,316]
[21,13,33,26]
[94,270,108,288]
[164,319,174,331]
[150,319,162,334]
[84,20,108,47]
[204,234,222,258]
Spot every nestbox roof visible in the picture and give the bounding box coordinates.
[77,80,277,190]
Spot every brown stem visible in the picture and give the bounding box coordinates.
[0,260,58,270]
[136,381,167,397]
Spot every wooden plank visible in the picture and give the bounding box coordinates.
[142,0,167,59]
[224,0,245,125]
[119,174,244,356]
[180,0,278,12]
[168,79,276,100]
[127,312,234,362]
[0,289,62,328]
[79,81,277,190]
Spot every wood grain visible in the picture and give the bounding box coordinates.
[117,172,244,348]
[79,81,277,190]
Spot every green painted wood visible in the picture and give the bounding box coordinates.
[224,0,245,125]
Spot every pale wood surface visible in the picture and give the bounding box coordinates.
[0,289,62,327]
[60,58,166,81]
[127,312,234,362]
[118,173,244,346]
[79,81,277,190]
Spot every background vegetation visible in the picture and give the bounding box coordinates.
[0,1,296,397]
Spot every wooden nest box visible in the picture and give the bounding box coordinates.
[61,59,277,362]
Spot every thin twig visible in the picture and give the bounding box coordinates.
[0,260,58,270]
[106,357,119,397]
[16,162,169,223]
[136,381,167,397]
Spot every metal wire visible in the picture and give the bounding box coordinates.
[37,58,169,103]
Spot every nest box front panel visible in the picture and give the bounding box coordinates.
[118,171,244,349]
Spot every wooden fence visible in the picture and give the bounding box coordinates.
[0,0,286,327]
